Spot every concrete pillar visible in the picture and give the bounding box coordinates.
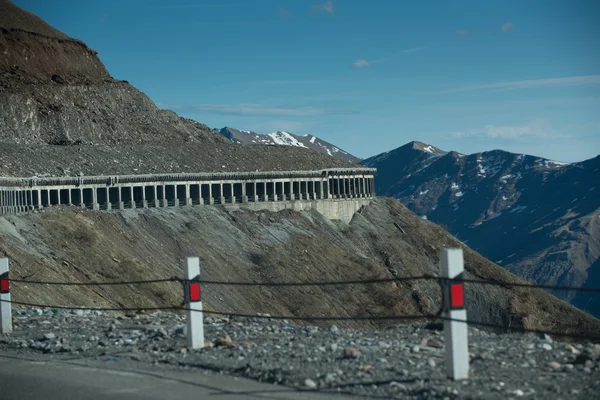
[272,181,278,202]
[219,182,225,204]
[78,189,83,208]
[117,186,124,210]
[198,185,205,205]
[185,184,192,206]
[241,182,248,203]
[161,185,167,207]
[360,177,365,198]
[289,180,295,201]
[208,183,214,205]
[66,188,72,205]
[36,189,42,209]
[153,186,160,208]
[105,187,112,210]
[129,186,136,209]
[253,182,258,202]
[141,186,147,208]
[230,183,236,204]
[91,187,98,210]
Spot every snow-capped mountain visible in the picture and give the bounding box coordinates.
[363,141,600,318]
[216,127,361,163]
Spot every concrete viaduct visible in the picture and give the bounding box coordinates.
[0,168,376,222]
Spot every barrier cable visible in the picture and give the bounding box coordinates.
[2,298,600,340]
[437,315,600,342]
[7,276,182,286]
[458,278,600,293]
[10,275,600,293]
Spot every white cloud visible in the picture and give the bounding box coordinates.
[351,59,370,69]
[351,48,423,69]
[455,30,469,36]
[192,103,354,117]
[501,22,514,32]
[311,1,334,14]
[435,74,600,94]
[451,120,567,139]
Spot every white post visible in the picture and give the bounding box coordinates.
[185,257,204,349]
[441,248,468,380]
[0,258,12,334]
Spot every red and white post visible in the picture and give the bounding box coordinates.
[441,248,469,380]
[0,258,12,334]
[185,257,204,349]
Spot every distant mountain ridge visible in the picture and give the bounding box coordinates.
[363,141,600,317]
[215,126,361,163]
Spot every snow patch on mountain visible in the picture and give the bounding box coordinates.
[268,131,308,148]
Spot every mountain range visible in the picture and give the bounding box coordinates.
[362,142,600,317]
[215,126,361,163]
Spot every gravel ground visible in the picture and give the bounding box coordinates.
[1,307,599,399]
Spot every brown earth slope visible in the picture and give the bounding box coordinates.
[0,0,224,146]
[0,0,349,171]
[1,198,598,338]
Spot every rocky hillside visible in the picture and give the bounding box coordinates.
[1,198,599,338]
[0,0,349,173]
[0,0,226,146]
[363,142,600,317]
[216,127,361,163]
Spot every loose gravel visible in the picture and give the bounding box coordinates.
[1,307,599,399]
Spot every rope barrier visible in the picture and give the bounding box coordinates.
[7,277,182,286]
[1,298,180,312]
[438,315,600,341]
[2,298,600,340]
[458,278,600,293]
[9,275,600,293]
[194,275,438,286]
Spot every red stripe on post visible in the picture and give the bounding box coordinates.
[0,278,8,293]
[450,283,464,309]
[189,282,201,302]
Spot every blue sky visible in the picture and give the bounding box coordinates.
[15,0,600,162]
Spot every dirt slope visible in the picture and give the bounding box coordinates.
[1,198,597,337]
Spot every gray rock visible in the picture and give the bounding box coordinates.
[343,347,361,359]
[324,373,336,384]
[304,378,317,389]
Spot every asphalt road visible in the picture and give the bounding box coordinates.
[0,353,351,400]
